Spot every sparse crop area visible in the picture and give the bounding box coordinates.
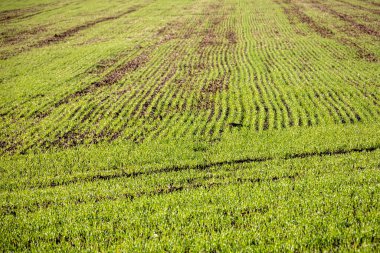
[0,0,379,251]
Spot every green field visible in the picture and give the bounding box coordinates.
[1,0,379,251]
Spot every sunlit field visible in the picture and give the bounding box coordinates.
[1,0,379,251]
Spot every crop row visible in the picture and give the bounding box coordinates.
[0,0,379,155]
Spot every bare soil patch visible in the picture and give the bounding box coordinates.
[201,78,228,94]
[1,26,47,45]
[96,53,149,87]
[339,38,377,62]
[36,7,138,47]
[54,52,149,107]
[335,0,380,15]
[283,4,333,38]
[226,30,237,44]
[0,8,35,22]
[277,0,377,62]
[310,0,380,37]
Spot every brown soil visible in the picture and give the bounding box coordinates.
[0,141,7,148]
[156,20,188,42]
[310,0,380,37]
[339,38,377,62]
[0,3,60,23]
[96,53,149,86]
[335,0,380,15]
[36,7,138,47]
[54,52,149,107]
[1,6,140,60]
[197,77,229,112]
[368,1,380,8]
[200,27,220,47]
[1,26,47,45]
[226,30,237,44]
[277,0,377,62]
[0,8,35,22]
[201,78,228,94]
[283,5,333,38]
[199,4,226,48]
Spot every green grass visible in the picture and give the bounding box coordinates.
[1,0,379,251]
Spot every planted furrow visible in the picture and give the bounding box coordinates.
[277,0,334,38]
[263,44,299,129]
[189,9,231,136]
[276,0,378,62]
[280,46,331,125]
[327,91,354,123]
[0,5,44,22]
[110,57,168,133]
[1,1,380,249]
[199,48,232,136]
[245,13,277,131]
[85,3,207,142]
[240,43,262,130]
[5,42,156,152]
[23,52,151,150]
[2,5,146,60]
[270,40,316,127]
[331,89,363,122]
[286,39,356,125]
[55,50,149,108]
[103,44,180,139]
[260,55,282,130]
[334,0,380,15]
[117,14,208,140]
[124,34,196,141]
[231,21,256,130]
[243,43,269,130]
[312,88,342,124]
[151,54,200,139]
[309,0,380,37]
[229,49,246,131]
[343,79,380,117]
[128,66,178,142]
[268,50,300,128]
[309,77,349,125]
[38,6,137,43]
[211,42,234,135]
